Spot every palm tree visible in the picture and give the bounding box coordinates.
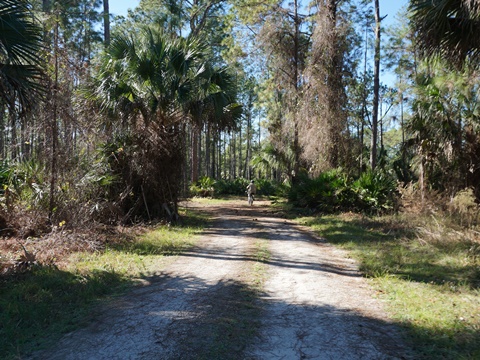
[0,0,44,112]
[94,26,212,126]
[91,26,242,220]
[409,0,480,66]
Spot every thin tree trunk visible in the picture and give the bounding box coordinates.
[239,124,242,177]
[9,110,17,160]
[0,104,5,158]
[49,17,59,221]
[191,126,199,183]
[232,132,236,178]
[361,21,368,172]
[218,134,222,179]
[21,115,26,159]
[293,0,302,179]
[211,132,216,178]
[223,132,227,179]
[245,105,252,180]
[103,0,110,46]
[380,94,383,154]
[184,123,190,195]
[398,74,406,175]
[370,0,381,171]
[205,124,210,177]
[420,155,425,208]
[198,127,202,177]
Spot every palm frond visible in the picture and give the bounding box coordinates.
[409,0,480,66]
[0,0,44,110]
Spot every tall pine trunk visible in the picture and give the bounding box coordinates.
[191,126,199,183]
[292,0,300,178]
[49,18,59,221]
[103,0,110,46]
[370,0,381,170]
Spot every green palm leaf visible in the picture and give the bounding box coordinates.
[409,0,480,66]
[0,0,44,110]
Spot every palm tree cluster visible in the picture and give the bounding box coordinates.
[90,26,241,220]
[0,0,243,230]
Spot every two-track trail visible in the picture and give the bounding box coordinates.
[30,199,412,360]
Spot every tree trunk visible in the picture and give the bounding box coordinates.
[232,132,236,178]
[293,0,300,178]
[103,0,110,46]
[0,104,5,158]
[191,126,199,183]
[42,0,50,11]
[325,0,344,168]
[21,114,27,159]
[205,124,211,177]
[361,21,368,172]
[49,18,59,221]
[9,110,17,160]
[245,105,252,180]
[370,0,381,171]
[239,123,242,177]
[211,132,216,178]
[223,132,227,179]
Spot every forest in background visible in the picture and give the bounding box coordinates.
[1,0,480,232]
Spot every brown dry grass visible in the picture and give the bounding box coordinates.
[0,224,148,276]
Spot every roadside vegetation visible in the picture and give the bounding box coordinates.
[192,175,480,358]
[0,209,207,360]
[282,187,480,359]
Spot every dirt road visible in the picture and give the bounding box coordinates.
[31,199,411,359]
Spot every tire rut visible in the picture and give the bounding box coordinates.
[29,199,412,360]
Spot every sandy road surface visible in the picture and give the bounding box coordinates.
[30,199,411,360]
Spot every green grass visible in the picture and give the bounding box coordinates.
[0,266,129,358]
[251,239,270,289]
[295,213,480,359]
[170,208,268,360]
[176,279,262,360]
[0,208,207,360]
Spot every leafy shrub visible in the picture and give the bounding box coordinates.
[213,177,249,195]
[288,169,350,212]
[190,177,216,197]
[254,178,278,196]
[289,169,397,214]
[214,178,281,197]
[351,170,397,213]
[190,177,282,198]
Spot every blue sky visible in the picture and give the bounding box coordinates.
[382,0,409,25]
[110,1,409,21]
[109,0,139,17]
[109,0,408,88]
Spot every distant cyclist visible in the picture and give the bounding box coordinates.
[246,180,256,205]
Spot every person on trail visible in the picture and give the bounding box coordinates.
[246,180,256,205]
[246,180,256,196]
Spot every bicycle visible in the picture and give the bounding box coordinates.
[247,192,255,206]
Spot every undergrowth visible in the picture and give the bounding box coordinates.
[0,208,207,360]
